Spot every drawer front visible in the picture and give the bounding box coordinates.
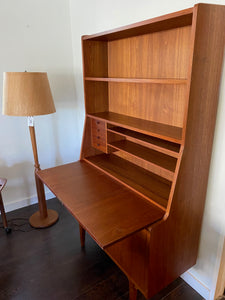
[91,119,106,131]
[92,138,107,153]
[91,119,107,152]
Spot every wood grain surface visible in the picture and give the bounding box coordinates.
[37,161,164,249]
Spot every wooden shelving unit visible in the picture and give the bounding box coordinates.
[37,4,225,300]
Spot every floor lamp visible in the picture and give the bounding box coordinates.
[2,72,59,228]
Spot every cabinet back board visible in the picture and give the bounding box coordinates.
[83,25,192,127]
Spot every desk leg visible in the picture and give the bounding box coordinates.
[129,281,137,300]
[79,224,86,248]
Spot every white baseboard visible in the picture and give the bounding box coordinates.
[181,271,211,300]
[4,191,55,213]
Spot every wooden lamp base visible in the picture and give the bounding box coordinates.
[29,209,59,228]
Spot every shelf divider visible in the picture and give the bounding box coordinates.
[108,140,177,181]
[107,127,180,157]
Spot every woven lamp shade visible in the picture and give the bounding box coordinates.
[2,72,56,116]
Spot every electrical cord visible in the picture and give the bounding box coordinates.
[0,202,63,233]
[0,218,35,233]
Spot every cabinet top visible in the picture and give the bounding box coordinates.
[82,6,194,41]
[82,3,225,42]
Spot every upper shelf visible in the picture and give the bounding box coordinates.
[87,112,183,144]
[85,77,187,84]
[37,161,165,249]
[82,7,193,41]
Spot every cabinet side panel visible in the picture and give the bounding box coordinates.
[147,4,225,298]
[105,229,150,297]
[80,117,102,159]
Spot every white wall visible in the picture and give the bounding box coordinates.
[0,0,83,209]
[69,0,225,299]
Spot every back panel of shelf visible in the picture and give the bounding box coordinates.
[108,82,186,127]
[107,26,191,79]
[83,24,192,128]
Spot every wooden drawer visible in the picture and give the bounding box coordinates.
[91,119,106,131]
[91,119,107,152]
[92,138,107,153]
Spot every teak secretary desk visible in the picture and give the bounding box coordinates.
[37,3,225,300]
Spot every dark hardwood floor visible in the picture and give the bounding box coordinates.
[0,198,203,300]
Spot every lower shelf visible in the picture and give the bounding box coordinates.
[84,154,171,210]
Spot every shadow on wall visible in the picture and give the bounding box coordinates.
[47,71,84,165]
[49,71,79,109]
[0,160,37,207]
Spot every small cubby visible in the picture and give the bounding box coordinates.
[107,126,181,157]
[84,112,179,209]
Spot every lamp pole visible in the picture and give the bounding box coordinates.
[28,116,58,227]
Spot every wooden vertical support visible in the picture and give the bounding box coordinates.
[79,224,86,248]
[129,281,138,300]
[29,123,59,228]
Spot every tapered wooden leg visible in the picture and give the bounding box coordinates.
[129,281,137,300]
[79,224,86,248]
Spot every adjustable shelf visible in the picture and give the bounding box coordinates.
[87,112,183,144]
[85,77,187,84]
[108,140,177,181]
[107,126,180,157]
